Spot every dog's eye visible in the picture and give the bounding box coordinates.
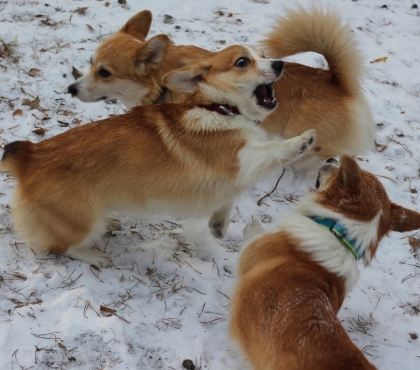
[98,68,111,78]
[235,57,250,68]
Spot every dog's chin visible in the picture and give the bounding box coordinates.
[253,83,277,111]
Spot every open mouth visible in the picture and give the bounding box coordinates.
[254,82,277,110]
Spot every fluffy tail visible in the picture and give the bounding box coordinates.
[261,6,363,96]
[0,141,33,176]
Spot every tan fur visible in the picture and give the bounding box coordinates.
[2,45,317,266]
[69,8,375,167]
[230,156,420,370]
[259,7,375,170]
[68,10,213,108]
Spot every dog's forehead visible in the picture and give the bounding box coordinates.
[209,45,259,70]
[94,35,144,62]
[243,45,264,59]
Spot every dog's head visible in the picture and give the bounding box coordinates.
[67,10,170,109]
[163,45,284,122]
[299,155,420,264]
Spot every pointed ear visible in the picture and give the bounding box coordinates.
[121,10,152,41]
[163,62,211,94]
[390,203,420,232]
[337,155,361,193]
[135,35,169,71]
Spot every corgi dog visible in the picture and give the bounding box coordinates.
[1,45,318,267]
[67,10,213,109]
[68,8,375,170]
[230,156,420,370]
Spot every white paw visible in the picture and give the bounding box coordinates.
[243,219,264,241]
[106,216,122,231]
[296,129,316,156]
[64,247,112,268]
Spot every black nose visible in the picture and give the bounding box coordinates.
[326,158,339,165]
[68,84,78,96]
[271,61,285,74]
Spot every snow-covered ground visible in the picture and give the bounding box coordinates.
[0,0,419,369]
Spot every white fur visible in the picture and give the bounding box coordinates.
[276,213,360,293]
[71,75,149,109]
[297,192,381,265]
[347,97,376,155]
[236,130,316,187]
[64,247,111,267]
[242,189,382,294]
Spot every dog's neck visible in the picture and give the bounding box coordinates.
[277,213,361,293]
[309,217,363,260]
[201,103,241,116]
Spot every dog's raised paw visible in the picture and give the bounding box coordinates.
[298,129,316,154]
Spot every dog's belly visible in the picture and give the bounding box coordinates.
[142,182,239,218]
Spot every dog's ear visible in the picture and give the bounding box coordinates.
[390,203,420,232]
[337,155,361,194]
[135,35,169,71]
[121,10,152,41]
[163,62,211,94]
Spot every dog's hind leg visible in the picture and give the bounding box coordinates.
[64,246,112,267]
[209,202,233,239]
[106,216,122,231]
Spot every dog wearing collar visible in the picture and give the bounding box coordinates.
[67,10,213,109]
[1,45,317,267]
[68,8,375,173]
[230,156,420,370]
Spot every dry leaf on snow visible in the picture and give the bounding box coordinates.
[33,127,46,136]
[74,7,88,15]
[408,236,420,251]
[28,68,41,77]
[22,96,43,111]
[72,66,83,80]
[371,56,388,64]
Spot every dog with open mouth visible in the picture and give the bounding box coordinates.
[1,45,317,267]
[67,7,375,172]
[230,155,420,370]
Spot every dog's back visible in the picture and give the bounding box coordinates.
[260,8,375,163]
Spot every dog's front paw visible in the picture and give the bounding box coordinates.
[297,129,316,155]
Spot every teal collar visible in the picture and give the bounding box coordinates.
[310,217,364,260]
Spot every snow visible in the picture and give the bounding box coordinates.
[0,0,419,369]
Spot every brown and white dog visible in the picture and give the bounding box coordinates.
[68,8,375,170]
[1,45,317,267]
[230,156,420,370]
[67,10,213,108]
